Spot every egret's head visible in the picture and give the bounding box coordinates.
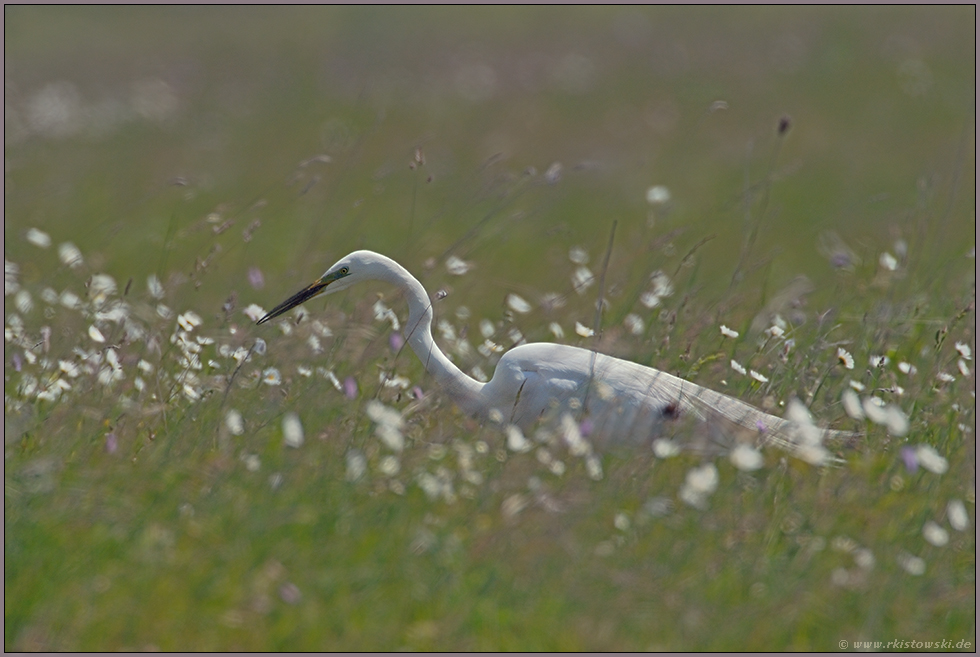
[256,251,375,325]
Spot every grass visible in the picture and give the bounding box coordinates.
[4,6,976,651]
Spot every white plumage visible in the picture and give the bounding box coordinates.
[258,250,841,456]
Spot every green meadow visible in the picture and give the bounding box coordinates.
[4,7,975,650]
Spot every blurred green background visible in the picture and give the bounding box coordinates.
[5,6,975,651]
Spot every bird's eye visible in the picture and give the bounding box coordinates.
[339,267,349,275]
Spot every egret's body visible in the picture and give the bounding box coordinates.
[258,250,833,451]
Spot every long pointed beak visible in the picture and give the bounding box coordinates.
[256,278,330,325]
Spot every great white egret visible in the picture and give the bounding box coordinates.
[257,250,842,456]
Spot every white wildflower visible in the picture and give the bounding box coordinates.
[480,319,495,338]
[768,325,785,338]
[646,185,671,204]
[26,228,52,248]
[147,274,165,299]
[574,322,595,337]
[853,548,875,570]
[914,445,948,475]
[954,342,971,360]
[730,444,764,471]
[680,463,719,509]
[922,521,949,547]
[366,400,404,451]
[182,384,201,401]
[378,455,400,476]
[561,413,591,456]
[89,273,117,301]
[282,412,304,448]
[243,304,266,322]
[862,396,889,424]
[688,463,719,494]
[730,360,746,376]
[841,389,864,420]
[345,450,367,482]
[720,325,739,339]
[88,325,106,343]
[869,354,889,368]
[15,290,33,314]
[837,348,854,369]
[544,162,562,184]
[749,370,769,383]
[506,425,532,453]
[60,290,82,309]
[549,322,565,339]
[376,422,405,454]
[506,293,532,314]
[445,255,473,276]
[898,361,917,375]
[652,438,680,459]
[225,409,245,436]
[262,368,282,386]
[311,320,332,337]
[957,359,971,376]
[947,500,969,531]
[796,444,832,466]
[863,397,908,435]
[585,454,603,480]
[571,266,595,294]
[878,252,898,271]
[373,300,400,330]
[884,405,909,436]
[614,512,631,531]
[478,339,504,357]
[897,552,925,576]
[936,371,955,383]
[381,372,411,389]
[59,360,82,378]
[4,260,20,296]
[540,292,566,310]
[177,311,203,332]
[232,347,250,365]
[58,242,83,268]
[501,494,529,520]
[639,290,662,308]
[623,314,645,335]
[849,379,866,391]
[568,246,589,264]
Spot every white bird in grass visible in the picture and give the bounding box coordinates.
[258,250,843,458]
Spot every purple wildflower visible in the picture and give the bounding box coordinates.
[389,332,404,352]
[248,267,265,290]
[900,446,918,473]
[343,376,358,400]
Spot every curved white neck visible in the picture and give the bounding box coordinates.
[375,256,484,412]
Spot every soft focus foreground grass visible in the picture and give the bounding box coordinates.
[4,6,976,651]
